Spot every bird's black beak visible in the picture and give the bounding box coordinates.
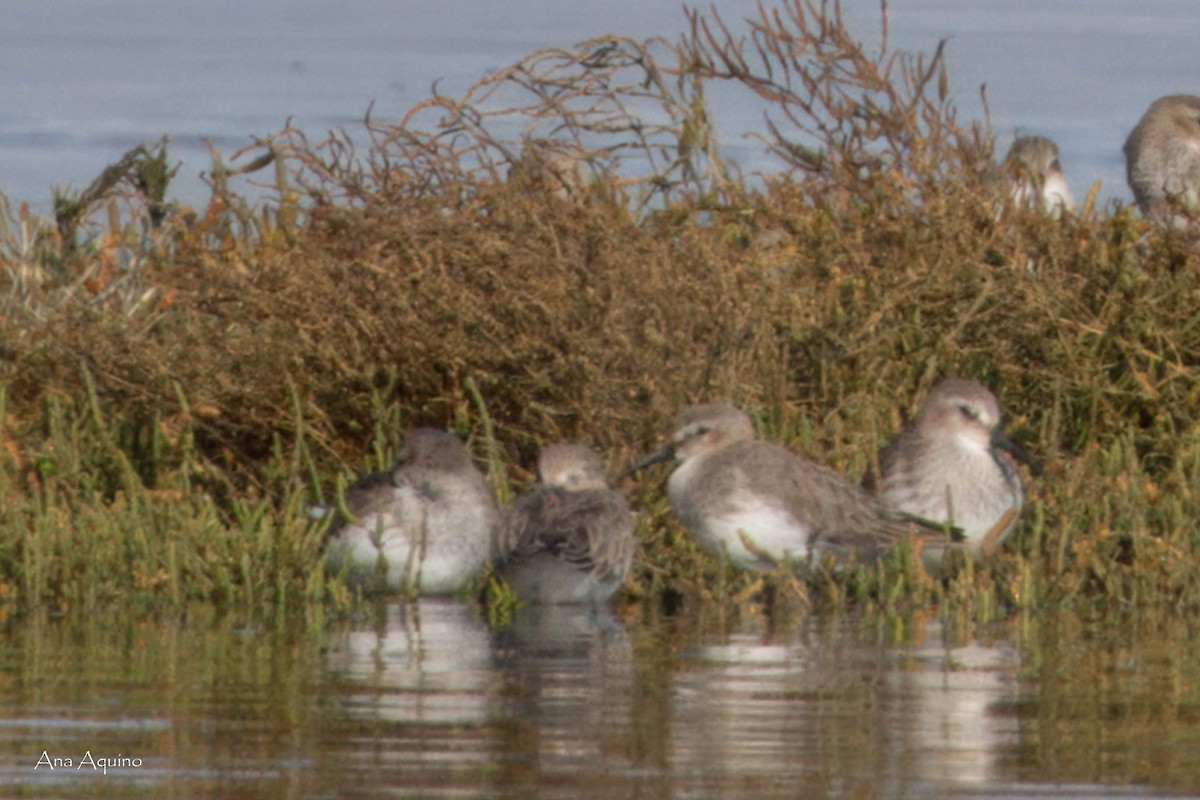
[992,428,1042,477]
[627,445,675,476]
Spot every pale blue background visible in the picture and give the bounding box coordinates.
[0,1,1195,209]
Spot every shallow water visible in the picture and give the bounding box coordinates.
[0,1,1194,211]
[3,601,1200,799]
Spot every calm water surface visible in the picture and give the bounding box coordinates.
[1,1,1197,210]
[2,602,1200,798]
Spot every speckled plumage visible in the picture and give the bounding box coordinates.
[1124,94,1200,219]
[874,378,1026,560]
[325,428,498,595]
[634,404,943,571]
[496,443,636,605]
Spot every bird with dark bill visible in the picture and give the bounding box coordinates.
[632,403,949,572]
[871,377,1037,562]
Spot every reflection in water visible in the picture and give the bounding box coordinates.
[489,605,637,798]
[887,620,1022,791]
[0,607,323,798]
[315,598,498,797]
[666,614,1019,797]
[671,630,818,794]
[322,598,493,725]
[1,604,1200,798]
[1016,612,1200,793]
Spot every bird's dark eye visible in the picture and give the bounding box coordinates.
[956,403,980,421]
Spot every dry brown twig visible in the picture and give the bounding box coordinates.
[244,35,741,215]
[682,0,992,209]
[238,1,994,226]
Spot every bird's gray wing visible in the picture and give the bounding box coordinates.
[500,487,634,579]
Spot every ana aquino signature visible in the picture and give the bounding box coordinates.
[35,750,143,775]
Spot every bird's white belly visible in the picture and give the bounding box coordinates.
[668,457,813,570]
[693,499,812,571]
[1041,173,1074,214]
[329,486,491,594]
[885,461,1022,553]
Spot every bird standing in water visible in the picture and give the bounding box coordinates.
[325,428,498,595]
[496,443,636,605]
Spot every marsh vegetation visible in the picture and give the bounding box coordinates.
[0,1,1197,623]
